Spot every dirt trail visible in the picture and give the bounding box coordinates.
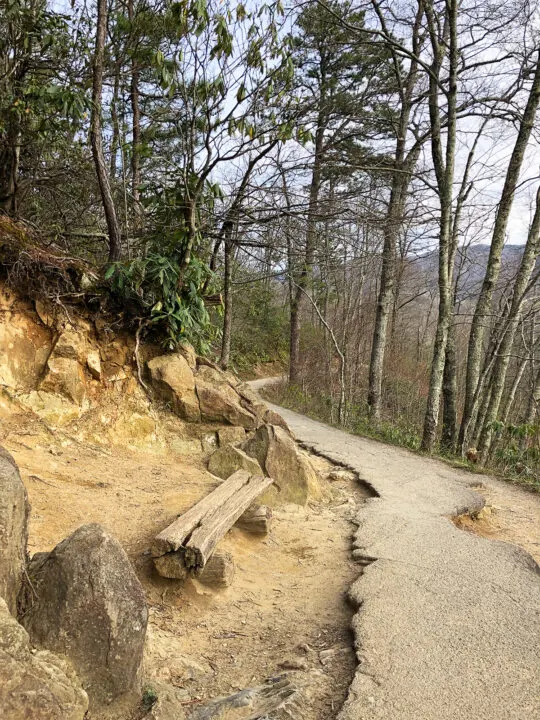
[253,395,540,720]
[3,414,369,719]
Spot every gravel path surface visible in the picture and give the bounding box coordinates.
[250,379,540,720]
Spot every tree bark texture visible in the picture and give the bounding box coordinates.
[460,51,540,449]
[90,0,122,262]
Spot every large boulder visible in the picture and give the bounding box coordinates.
[217,426,246,446]
[21,524,148,710]
[242,425,324,505]
[39,356,86,405]
[52,328,88,363]
[195,379,257,428]
[0,447,29,615]
[148,354,201,422]
[0,597,88,720]
[207,445,263,480]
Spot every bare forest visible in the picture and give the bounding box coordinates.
[1,0,539,486]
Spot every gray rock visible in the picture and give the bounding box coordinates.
[242,425,324,505]
[207,445,263,481]
[0,596,88,720]
[148,354,201,422]
[0,447,29,615]
[217,426,246,446]
[21,523,148,710]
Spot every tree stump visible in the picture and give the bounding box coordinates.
[235,504,272,535]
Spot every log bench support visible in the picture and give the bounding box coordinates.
[152,470,273,586]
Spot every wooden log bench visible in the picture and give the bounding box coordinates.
[152,470,273,584]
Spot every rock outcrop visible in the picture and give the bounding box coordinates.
[147,353,262,429]
[21,523,148,709]
[40,356,86,405]
[217,426,246,446]
[195,377,257,428]
[0,597,88,720]
[207,445,263,480]
[148,354,201,422]
[0,447,29,615]
[242,425,324,505]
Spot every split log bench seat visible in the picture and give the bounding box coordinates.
[152,470,273,585]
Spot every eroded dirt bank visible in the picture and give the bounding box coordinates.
[5,418,368,719]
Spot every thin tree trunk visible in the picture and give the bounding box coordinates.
[128,0,142,231]
[367,2,424,419]
[109,52,121,178]
[90,0,122,262]
[368,172,405,419]
[460,51,540,449]
[421,0,458,452]
[441,319,458,451]
[500,354,529,425]
[220,226,234,369]
[525,365,540,424]
[289,117,324,385]
[477,187,540,461]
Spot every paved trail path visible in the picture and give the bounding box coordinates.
[250,380,540,720]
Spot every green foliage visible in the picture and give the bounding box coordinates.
[490,421,540,490]
[291,0,397,184]
[229,282,289,372]
[107,250,219,353]
[142,685,158,708]
[0,0,88,216]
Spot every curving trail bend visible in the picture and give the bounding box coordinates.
[249,379,540,720]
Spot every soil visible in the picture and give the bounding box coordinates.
[2,413,367,720]
[3,403,538,719]
[453,478,540,564]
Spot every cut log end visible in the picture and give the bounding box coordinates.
[153,549,188,580]
[195,551,235,587]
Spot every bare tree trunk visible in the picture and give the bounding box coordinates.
[441,319,458,451]
[109,58,121,179]
[289,118,324,385]
[128,0,142,231]
[421,0,458,452]
[220,226,234,369]
[525,365,540,424]
[367,1,424,420]
[368,173,405,419]
[477,188,540,461]
[91,0,122,262]
[500,354,529,425]
[460,51,540,449]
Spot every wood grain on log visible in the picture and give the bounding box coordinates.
[184,474,273,569]
[152,470,272,572]
[152,470,254,557]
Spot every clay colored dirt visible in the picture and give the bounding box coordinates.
[2,411,367,719]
